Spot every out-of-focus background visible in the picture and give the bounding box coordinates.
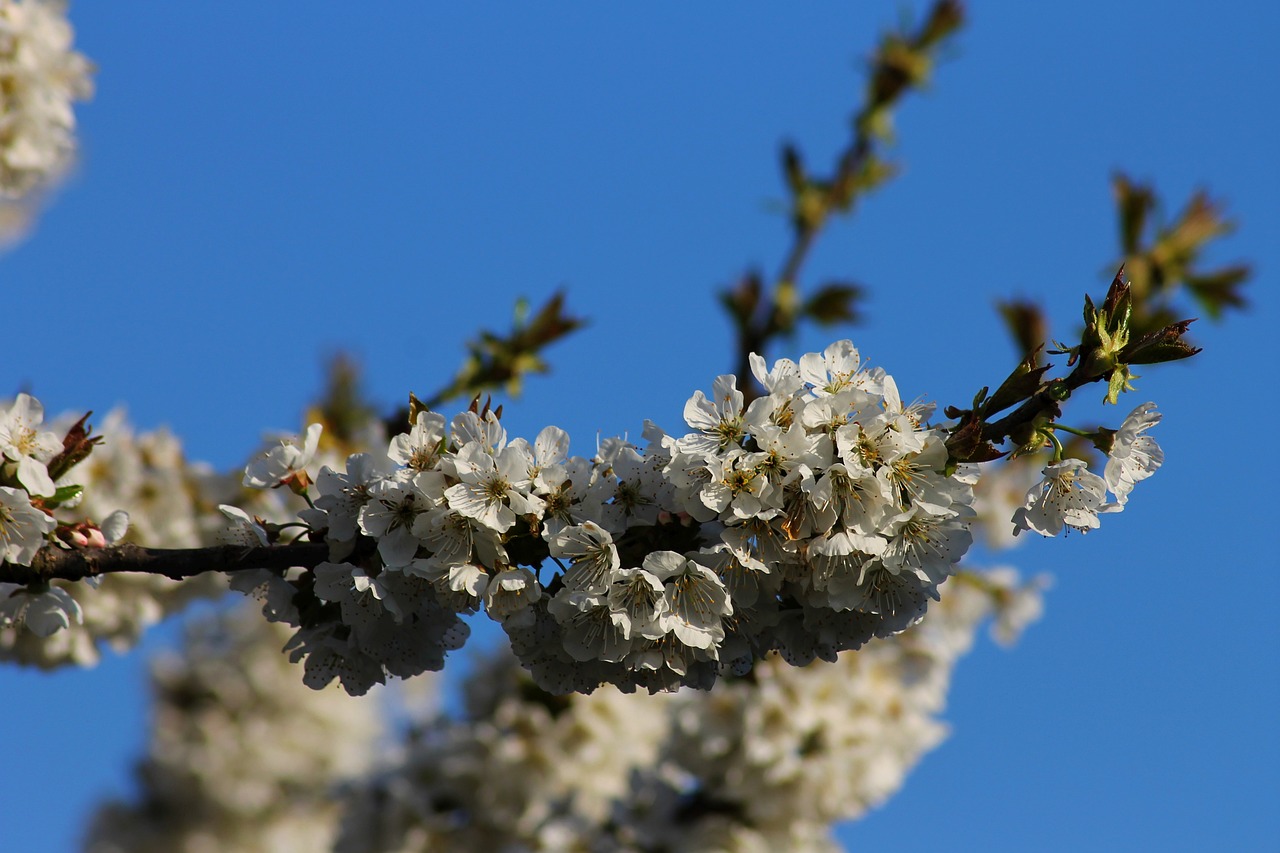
[2,2,1276,850]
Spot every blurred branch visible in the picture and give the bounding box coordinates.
[995,300,1049,365]
[308,353,378,451]
[997,177,1250,365]
[724,0,964,400]
[389,291,585,430]
[1112,173,1249,334]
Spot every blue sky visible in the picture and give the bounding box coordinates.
[2,3,1278,851]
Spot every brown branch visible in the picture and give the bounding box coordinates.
[2,542,331,586]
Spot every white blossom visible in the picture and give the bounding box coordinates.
[607,565,669,642]
[387,410,447,472]
[483,566,541,627]
[0,392,62,495]
[0,483,54,564]
[217,504,269,547]
[314,452,393,542]
[547,521,619,594]
[243,423,322,489]
[99,509,129,544]
[0,582,81,636]
[799,339,885,396]
[677,374,767,459]
[1104,402,1163,505]
[358,478,429,566]
[313,560,404,623]
[1012,458,1116,537]
[445,441,540,534]
[645,551,732,651]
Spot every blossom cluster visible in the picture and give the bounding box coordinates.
[85,606,383,853]
[1011,402,1163,537]
[0,393,79,637]
[327,571,1043,853]
[2,349,1163,691]
[239,341,990,695]
[64,389,1049,851]
[88,573,1041,853]
[0,0,93,239]
[0,400,329,667]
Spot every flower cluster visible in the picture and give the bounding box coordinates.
[1,355,1164,694]
[241,341,988,695]
[0,398,225,663]
[0,393,73,638]
[0,400,319,666]
[0,0,93,239]
[85,605,383,853]
[1012,402,1162,537]
[329,570,1043,853]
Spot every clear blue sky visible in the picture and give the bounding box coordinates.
[3,3,1277,851]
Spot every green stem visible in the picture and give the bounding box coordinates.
[1045,430,1066,463]
[1046,423,1094,439]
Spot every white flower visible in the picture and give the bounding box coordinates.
[314,452,392,541]
[535,456,603,536]
[313,560,403,622]
[414,506,505,571]
[1104,402,1163,505]
[600,445,668,530]
[879,373,935,428]
[99,509,129,544]
[699,451,772,521]
[0,583,81,637]
[547,588,633,662]
[445,441,540,534]
[0,484,54,564]
[1012,458,1116,537]
[483,567,541,628]
[880,506,972,585]
[874,432,955,514]
[798,339,885,396]
[443,562,490,598]
[0,392,62,496]
[677,375,751,459]
[645,551,733,651]
[808,528,883,594]
[450,410,506,454]
[832,561,930,626]
[244,423,322,489]
[747,421,831,489]
[358,478,429,566]
[402,556,491,609]
[531,425,570,478]
[217,504,269,546]
[548,521,619,594]
[808,463,889,537]
[749,351,803,397]
[388,411,448,472]
[607,566,668,641]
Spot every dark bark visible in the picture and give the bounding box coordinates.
[2,542,330,586]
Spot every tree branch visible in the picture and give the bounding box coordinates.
[2,542,330,586]
[732,1,964,402]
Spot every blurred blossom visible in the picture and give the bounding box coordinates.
[0,0,93,244]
